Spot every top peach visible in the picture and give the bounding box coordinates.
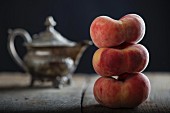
[90,14,146,48]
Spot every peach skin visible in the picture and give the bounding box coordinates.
[93,73,151,108]
[92,44,149,77]
[90,14,145,48]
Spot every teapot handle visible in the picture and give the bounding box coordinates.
[8,29,32,71]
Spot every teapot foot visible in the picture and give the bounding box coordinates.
[66,74,72,85]
[52,76,63,88]
[29,74,72,88]
[29,76,35,87]
[52,75,72,88]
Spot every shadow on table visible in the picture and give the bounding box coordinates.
[0,85,64,91]
[0,106,81,113]
[82,104,148,113]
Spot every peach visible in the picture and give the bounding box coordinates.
[90,14,145,48]
[92,44,149,76]
[93,73,151,108]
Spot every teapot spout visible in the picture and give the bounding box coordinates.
[80,40,93,47]
[78,40,93,54]
[74,40,93,66]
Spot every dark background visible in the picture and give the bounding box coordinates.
[0,0,169,74]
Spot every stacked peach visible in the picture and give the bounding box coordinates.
[90,14,151,108]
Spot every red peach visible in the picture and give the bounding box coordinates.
[93,73,151,108]
[92,44,149,77]
[90,14,145,48]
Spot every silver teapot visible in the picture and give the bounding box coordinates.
[8,16,92,88]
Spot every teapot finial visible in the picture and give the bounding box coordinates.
[45,16,56,27]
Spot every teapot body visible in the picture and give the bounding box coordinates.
[24,46,78,78]
[23,45,85,88]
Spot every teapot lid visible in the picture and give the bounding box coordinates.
[30,16,75,47]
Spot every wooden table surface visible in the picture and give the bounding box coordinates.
[0,72,170,113]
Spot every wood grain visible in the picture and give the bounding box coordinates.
[0,72,86,113]
[82,72,170,113]
[0,72,170,113]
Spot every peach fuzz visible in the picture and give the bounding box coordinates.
[92,44,149,77]
[90,14,145,48]
[93,73,151,108]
